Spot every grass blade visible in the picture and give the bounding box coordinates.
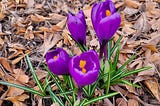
[110,35,123,56]
[120,66,152,78]
[26,54,45,94]
[44,65,72,105]
[116,55,136,74]
[0,81,45,96]
[83,92,119,105]
[45,79,64,106]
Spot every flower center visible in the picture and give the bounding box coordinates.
[79,60,87,74]
[106,10,111,16]
[53,55,58,60]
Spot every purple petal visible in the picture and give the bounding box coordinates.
[67,11,86,45]
[46,48,70,75]
[69,50,100,87]
[76,10,86,27]
[97,13,121,43]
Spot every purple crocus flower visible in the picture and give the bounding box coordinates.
[46,48,70,75]
[69,50,100,87]
[67,10,86,45]
[91,0,121,58]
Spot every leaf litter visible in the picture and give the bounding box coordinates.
[0,0,160,105]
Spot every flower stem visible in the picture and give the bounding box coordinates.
[99,41,108,59]
[78,87,82,100]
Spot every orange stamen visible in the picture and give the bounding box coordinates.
[106,10,111,16]
[79,60,87,74]
[82,68,87,74]
[53,55,58,60]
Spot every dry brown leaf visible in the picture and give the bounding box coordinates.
[49,13,65,21]
[16,27,26,35]
[0,13,5,20]
[12,69,29,84]
[128,99,139,106]
[125,85,138,95]
[103,98,113,106]
[125,0,140,9]
[0,57,12,73]
[138,63,156,76]
[51,25,62,32]
[5,94,29,106]
[145,78,160,102]
[7,86,24,97]
[30,14,51,23]
[8,50,23,59]
[40,33,62,56]
[143,44,158,52]
[116,98,127,106]
[11,55,25,65]
[24,26,34,39]
[62,29,72,45]
[56,18,67,29]
[35,69,47,80]
[24,0,35,8]
[134,13,151,33]
[111,85,153,106]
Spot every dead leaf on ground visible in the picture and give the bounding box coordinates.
[116,98,127,106]
[128,99,139,106]
[12,69,30,84]
[5,94,29,106]
[0,57,12,73]
[125,0,141,9]
[39,33,62,56]
[145,78,160,102]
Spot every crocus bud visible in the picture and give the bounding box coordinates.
[46,48,70,75]
[91,0,121,44]
[69,50,100,87]
[67,10,86,45]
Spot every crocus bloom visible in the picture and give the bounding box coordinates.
[69,50,100,87]
[91,0,121,45]
[67,10,86,45]
[46,48,70,75]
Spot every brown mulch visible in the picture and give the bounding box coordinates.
[0,0,160,106]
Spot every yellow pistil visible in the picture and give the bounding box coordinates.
[79,60,86,68]
[53,55,58,60]
[82,68,87,74]
[106,10,111,16]
[79,60,87,74]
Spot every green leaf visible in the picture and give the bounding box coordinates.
[44,65,72,105]
[110,35,123,57]
[0,81,45,96]
[45,78,64,106]
[116,55,136,74]
[120,66,152,78]
[119,80,141,88]
[82,92,119,105]
[112,44,120,72]
[26,54,45,94]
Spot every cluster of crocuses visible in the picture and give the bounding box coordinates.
[46,0,121,89]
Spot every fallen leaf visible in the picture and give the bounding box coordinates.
[5,94,29,106]
[39,33,62,56]
[12,69,30,84]
[128,99,139,106]
[35,69,47,80]
[143,44,158,52]
[125,0,141,8]
[30,14,51,23]
[0,58,12,73]
[116,98,127,106]
[145,78,160,102]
